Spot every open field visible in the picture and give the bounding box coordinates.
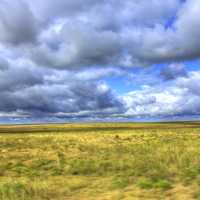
[1,122,200,199]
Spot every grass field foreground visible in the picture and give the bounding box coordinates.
[0,122,200,199]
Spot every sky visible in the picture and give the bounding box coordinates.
[0,0,200,123]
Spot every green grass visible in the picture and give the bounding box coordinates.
[0,122,200,199]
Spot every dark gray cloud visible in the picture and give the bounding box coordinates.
[0,62,124,118]
[31,24,122,69]
[0,57,9,71]
[28,0,100,24]
[160,63,188,81]
[0,58,49,92]
[0,0,39,45]
[27,0,180,26]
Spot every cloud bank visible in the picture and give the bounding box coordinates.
[123,70,200,118]
[0,0,200,122]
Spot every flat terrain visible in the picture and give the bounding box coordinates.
[0,122,200,199]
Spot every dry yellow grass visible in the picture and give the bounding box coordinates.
[0,122,200,199]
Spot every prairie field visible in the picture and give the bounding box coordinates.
[0,122,200,200]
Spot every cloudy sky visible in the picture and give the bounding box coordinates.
[0,0,200,123]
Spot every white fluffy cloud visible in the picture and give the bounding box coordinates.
[123,70,200,118]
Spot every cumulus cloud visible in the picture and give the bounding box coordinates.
[126,0,200,65]
[0,61,124,119]
[0,0,199,68]
[123,70,200,118]
[0,0,200,122]
[2,59,200,121]
[31,24,122,69]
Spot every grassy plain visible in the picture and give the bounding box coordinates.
[0,122,200,199]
